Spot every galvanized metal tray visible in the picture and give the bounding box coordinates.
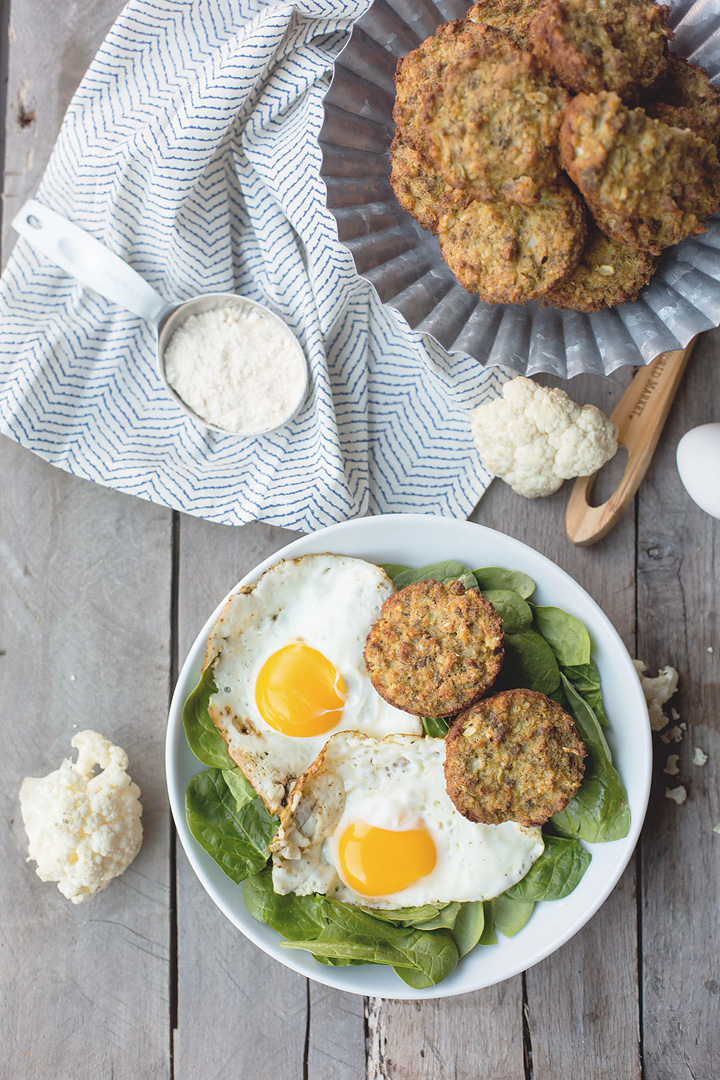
[318,0,720,376]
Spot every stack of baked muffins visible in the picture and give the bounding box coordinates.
[390,0,720,309]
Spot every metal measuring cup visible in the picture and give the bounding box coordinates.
[12,200,309,436]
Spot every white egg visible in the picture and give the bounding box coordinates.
[677,423,720,520]
[205,555,422,812]
[271,732,545,908]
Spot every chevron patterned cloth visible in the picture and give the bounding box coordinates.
[0,0,504,530]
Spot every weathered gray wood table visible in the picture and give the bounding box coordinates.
[1,2,718,1077]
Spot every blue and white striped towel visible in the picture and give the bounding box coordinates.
[0,0,504,530]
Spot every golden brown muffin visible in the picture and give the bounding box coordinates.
[363,579,504,718]
[560,92,720,253]
[393,19,505,157]
[437,182,586,303]
[389,133,449,232]
[466,0,544,50]
[529,0,670,99]
[643,101,707,134]
[423,40,569,204]
[545,225,657,310]
[647,55,720,144]
[444,689,586,826]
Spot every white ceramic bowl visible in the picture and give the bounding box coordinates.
[165,514,651,999]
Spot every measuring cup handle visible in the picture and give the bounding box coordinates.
[12,199,171,326]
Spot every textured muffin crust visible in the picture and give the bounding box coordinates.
[363,579,504,718]
[424,40,569,203]
[438,182,586,303]
[647,54,720,144]
[393,19,504,157]
[389,133,449,232]
[466,0,545,50]
[529,0,670,98]
[560,92,720,253]
[444,689,587,826]
[545,225,657,310]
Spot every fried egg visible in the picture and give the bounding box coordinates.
[205,555,422,813]
[271,732,545,908]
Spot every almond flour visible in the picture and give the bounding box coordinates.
[163,300,306,434]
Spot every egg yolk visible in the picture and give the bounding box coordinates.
[337,821,437,896]
[255,643,346,737]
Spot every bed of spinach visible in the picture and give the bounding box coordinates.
[181,558,629,988]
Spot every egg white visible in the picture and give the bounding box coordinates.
[271,732,545,908]
[205,555,422,812]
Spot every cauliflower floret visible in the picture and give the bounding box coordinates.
[633,660,679,732]
[472,377,618,498]
[19,730,143,904]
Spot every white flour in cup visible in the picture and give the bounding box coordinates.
[163,300,307,434]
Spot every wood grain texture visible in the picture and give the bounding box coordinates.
[636,329,720,1080]
[1,0,118,259]
[367,981,525,1080]
[173,517,315,1080]
[1,3,172,1078]
[473,370,642,1080]
[0,444,172,1079]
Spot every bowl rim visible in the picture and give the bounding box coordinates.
[165,512,652,999]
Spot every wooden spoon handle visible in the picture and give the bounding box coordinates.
[565,338,696,546]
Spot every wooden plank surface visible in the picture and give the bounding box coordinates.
[1,0,719,1077]
[637,330,720,1080]
[0,2,172,1078]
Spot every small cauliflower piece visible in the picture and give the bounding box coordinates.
[19,730,143,904]
[661,725,685,745]
[692,747,708,767]
[663,754,680,776]
[665,785,687,805]
[633,660,679,732]
[471,377,618,498]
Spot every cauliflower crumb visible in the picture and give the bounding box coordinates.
[665,785,687,805]
[714,822,720,835]
[19,730,142,904]
[471,377,618,498]
[692,747,708,767]
[670,708,680,721]
[661,725,685,744]
[663,754,680,776]
[633,660,679,731]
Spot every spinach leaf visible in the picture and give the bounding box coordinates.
[422,716,451,739]
[222,768,258,810]
[282,906,460,986]
[248,871,460,986]
[392,966,436,989]
[484,589,533,633]
[544,685,568,708]
[505,835,591,901]
[533,606,592,667]
[414,902,463,931]
[478,901,497,945]
[451,901,486,957]
[185,770,278,883]
[473,567,536,599]
[503,628,561,695]
[551,676,630,843]
[379,561,478,590]
[562,662,609,727]
[362,903,451,927]
[182,663,233,768]
[489,894,535,938]
[244,868,330,940]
